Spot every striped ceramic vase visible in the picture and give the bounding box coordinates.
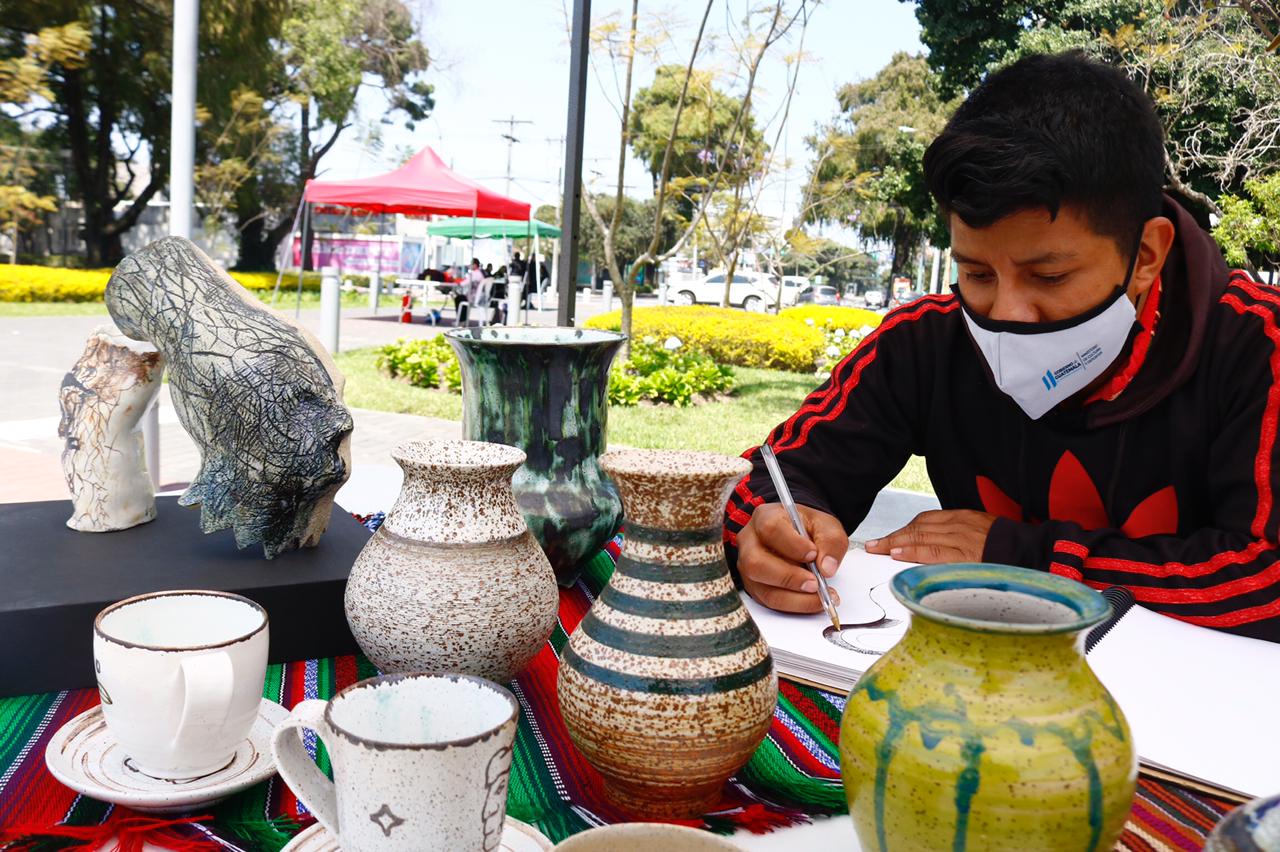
[557,449,777,819]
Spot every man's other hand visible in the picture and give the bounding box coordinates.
[864,510,997,563]
[738,504,848,613]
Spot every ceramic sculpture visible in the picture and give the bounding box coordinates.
[344,440,559,682]
[445,327,625,586]
[839,563,1137,852]
[105,237,353,558]
[58,325,165,532]
[558,449,777,818]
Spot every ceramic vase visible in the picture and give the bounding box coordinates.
[558,449,777,819]
[445,326,625,586]
[839,563,1137,852]
[344,440,559,683]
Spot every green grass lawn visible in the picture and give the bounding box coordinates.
[0,290,366,317]
[333,346,934,494]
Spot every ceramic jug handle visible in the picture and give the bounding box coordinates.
[173,650,234,752]
[271,700,339,835]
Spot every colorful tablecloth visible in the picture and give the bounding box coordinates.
[0,533,1240,850]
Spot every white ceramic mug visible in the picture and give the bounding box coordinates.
[93,589,269,779]
[271,672,519,852]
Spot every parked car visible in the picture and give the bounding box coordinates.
[795,284,841,306]
[863,288,886,309]
[779,275,811,307]
[670,270,778,312]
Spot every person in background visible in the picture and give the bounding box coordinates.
[455,258,484,323]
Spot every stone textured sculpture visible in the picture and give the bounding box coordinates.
[105,237,354,558]
[58,326,165,532]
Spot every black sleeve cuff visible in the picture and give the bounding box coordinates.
[982,517,1048,570]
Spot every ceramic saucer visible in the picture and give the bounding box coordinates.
[45,698,288,815]
[281,816,553,851]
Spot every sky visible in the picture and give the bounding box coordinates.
[320,0,924,233]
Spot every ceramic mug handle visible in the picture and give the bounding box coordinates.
[271,700,340,835]
[172,650,234,752]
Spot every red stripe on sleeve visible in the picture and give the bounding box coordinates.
[773,296,957,452]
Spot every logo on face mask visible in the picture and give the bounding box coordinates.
[1042,345,1105,392]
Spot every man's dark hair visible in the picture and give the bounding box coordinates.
[923,51,1166,253]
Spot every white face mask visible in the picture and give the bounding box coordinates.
[959,285,1138,420]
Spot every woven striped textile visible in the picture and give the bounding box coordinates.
[0,533,1238,850]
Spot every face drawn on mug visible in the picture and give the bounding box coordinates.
[482,744,513,850]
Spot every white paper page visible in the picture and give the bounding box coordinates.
[1087,605,1280,798]
[743,548,915,684]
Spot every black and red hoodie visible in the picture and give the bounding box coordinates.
[725,197,1280,643]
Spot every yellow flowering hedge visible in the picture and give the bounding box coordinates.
[780,304,884,331]
[0,264,369,302]
[585,306,827,373]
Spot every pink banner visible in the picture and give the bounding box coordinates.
[291,236,421,275]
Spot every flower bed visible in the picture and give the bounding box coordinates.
[0,264,369,302]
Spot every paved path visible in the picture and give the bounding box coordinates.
[0,290,648,504]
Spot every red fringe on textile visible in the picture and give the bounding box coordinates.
[0,813,218,852]
[661,803,811,836]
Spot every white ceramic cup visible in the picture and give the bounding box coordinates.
[93,589,269,779]
[271,672,519,852]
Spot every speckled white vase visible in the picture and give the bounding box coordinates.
[271,673,519,852]
[344,440,559,683]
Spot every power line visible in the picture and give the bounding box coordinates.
[492,115,534,197]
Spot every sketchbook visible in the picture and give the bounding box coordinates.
[741,545,914,695]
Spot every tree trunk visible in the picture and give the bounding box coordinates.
[620,286,634,360]
[234,215,278,270]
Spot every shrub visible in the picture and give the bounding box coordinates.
[0,263,370,302]
[585,306,825,372]
[779,304,884,332]
[375,335,732,407]
[375,336,462,392]
[609,338,735,406]
[0,266,113,302]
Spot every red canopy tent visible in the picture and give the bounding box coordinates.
[276,147,531,312]
[302,146,530,219]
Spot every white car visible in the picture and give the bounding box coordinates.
[780,275,811,307]
[670,270,779,312]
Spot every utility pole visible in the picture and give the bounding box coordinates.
[558,0,591,326]
[493,116,533,197]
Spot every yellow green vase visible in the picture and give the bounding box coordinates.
[839,563,1136,852]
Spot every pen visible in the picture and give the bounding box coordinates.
[759,443,842,632]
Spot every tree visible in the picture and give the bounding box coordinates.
[578,192,676,279]
[1213,171,1280,273]
[629,64,763,214]
[784,231,880,288]
[0,1,288,265]
[906,0,1280,221]
[228,0,433,269]
[805,52,957,277]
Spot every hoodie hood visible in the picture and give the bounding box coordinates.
[1080,195,1228,429]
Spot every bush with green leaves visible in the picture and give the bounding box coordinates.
[609,337,735,407]
[375,334,733,408]
[374,336,461,393]
[810,316,878,381]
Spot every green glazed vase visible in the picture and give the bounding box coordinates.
[839,563,1137,852]
[445,326,625,586]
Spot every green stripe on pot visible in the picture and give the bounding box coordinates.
[614,554,727,584]
[623,522,723,546]
[599,586,742,619]
[579,610,761,658]
[563,646,774,695]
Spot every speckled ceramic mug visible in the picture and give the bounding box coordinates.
[271,672,519,852]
